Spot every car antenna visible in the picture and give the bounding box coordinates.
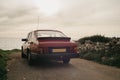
[37,16,39,30]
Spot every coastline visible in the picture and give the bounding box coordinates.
[0,37,22,50]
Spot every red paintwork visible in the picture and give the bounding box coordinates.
[38,42,76,47]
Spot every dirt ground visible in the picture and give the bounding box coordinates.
[7,52,120,80]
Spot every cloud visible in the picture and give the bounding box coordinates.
[52,0,120,26]
[0,0,120,38]
[0,0,40,32]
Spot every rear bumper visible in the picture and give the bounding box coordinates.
[31,53,79,60]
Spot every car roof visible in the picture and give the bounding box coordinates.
[34,29,62,32]
[29,30,63,33]
[28,30,64,35]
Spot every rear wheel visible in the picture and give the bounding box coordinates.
[27,49,33,65]
[63,58,70,64]
[21,47,26,58]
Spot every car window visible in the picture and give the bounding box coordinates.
[27,32,32,41]
[31,32,36,42]
[36,31,67,38]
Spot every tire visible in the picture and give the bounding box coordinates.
[63,58,70,64]
[27,49,33,65]
[21,47,26,58]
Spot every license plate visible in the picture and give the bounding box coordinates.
[52,48,66,53]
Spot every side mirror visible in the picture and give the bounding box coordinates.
[22,38,27,41]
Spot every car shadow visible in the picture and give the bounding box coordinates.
[31,59,73,68]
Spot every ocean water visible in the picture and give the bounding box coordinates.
[0,37,23,50]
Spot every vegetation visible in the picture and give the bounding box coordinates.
[78,35,120,68]
[78,35,111,44]
[0,49,20,80]
[82,48,120,67]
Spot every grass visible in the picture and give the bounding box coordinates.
[0,49,20,80]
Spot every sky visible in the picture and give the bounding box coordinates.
[0,0,120,40]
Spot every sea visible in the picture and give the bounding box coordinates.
[0,37,23,50]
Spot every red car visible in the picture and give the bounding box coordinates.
[21,30,79,65]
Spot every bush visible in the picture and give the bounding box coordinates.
[83,52,102,62]
[0,51,8,80]
[0,49,20,80]
[78,35,111,44]
[78,35,120,68]
[101,53,120,67]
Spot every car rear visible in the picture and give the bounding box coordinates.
[32,31,79,63]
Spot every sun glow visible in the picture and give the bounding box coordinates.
[34,0,61,16]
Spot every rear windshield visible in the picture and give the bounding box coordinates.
[36,30,67,38]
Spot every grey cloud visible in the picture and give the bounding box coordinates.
[0,0,120,38]
[54,0,120,26]
[0,0,40,32]
[0,0,41,26]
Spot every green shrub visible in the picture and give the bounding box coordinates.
[78,35,111,44]
[0,49,20,80]
[83,52,102,62]
[0,52,8,80]
[102,54,120,67]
